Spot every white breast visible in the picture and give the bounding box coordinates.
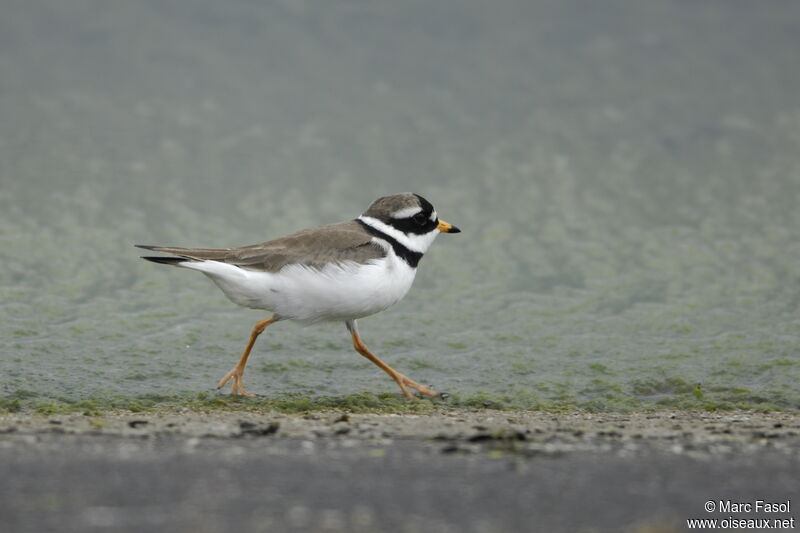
[182,248,417,324]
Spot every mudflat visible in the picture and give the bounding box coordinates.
[1,409,798,454]
[1,409,798,532]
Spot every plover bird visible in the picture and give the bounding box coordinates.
[136,193,460,398]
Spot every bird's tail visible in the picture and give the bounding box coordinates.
[139,255,189,266]
[135,244,201,266]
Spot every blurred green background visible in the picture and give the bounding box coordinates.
[2,1,799,410]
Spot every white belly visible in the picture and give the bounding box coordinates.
[183,254,417,324]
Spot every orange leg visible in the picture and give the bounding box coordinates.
[345,320,439,398]
[217,316,277,396]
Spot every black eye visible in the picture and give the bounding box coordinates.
[412,212,428,226]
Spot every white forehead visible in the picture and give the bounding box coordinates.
[390,206,423,219]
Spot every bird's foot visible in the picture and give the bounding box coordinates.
[217,367,256,397]
[396,374,440,399]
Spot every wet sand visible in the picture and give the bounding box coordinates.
[1,410,798,532]
[2,409,799,457]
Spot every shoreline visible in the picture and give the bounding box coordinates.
[2,409,798,458]
[3,409,798,532]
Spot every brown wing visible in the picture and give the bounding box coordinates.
[136,220,386,273]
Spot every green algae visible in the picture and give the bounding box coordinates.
[1,387,793,417]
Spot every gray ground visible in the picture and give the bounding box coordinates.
[1,410,798,532]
